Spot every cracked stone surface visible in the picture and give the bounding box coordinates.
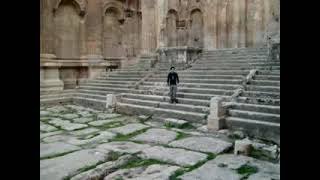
[73,117,94,123]
[131,128,178,144]
[97,141,151,154]
[169,136,233,154]
[40,149,109,180]
[109,123,149,135]
[40,122,58,132]
[104,164,181,180]
[40,104,280,180]
[139,146,208,167]
[40,142,81,159]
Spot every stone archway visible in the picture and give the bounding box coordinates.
[189,9,203,48]
[54,0,81,59]
[166,9,178,47]
[103,7,124,57]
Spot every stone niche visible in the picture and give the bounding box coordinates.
[157,46,202,66]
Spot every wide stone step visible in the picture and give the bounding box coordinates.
[242,91,280,99]
[155,74,244,80]
[237,97,280,106]
[89,79,135,84]
[78,89,121,96]
[168,70,249,75]
[142,82,239,90]
[96,77,141,81]
[190,66,251,70]
[191,64,251,68]
[226,117,280,144]
[147,78,242,85]
[197,60,265,64]
[131,89,229,101]
[256,71,280,76]
[120,98,209,113]
[250,80,280,86]
[139,85,234,96]
[116,103,207,123]
[80,82,130,88]
[72,97,106,111]
[107,74,145,78]
[228,109,280,123]
[79,86,132,93]
[246,85,280,93]
[122,93,210,106]
[230,102,280,114]
[254,75,280,81]
[73,93,106,101]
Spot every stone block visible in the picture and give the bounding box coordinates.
[106,94,117,109]
[207,97,227,131]
[234,138,253,156]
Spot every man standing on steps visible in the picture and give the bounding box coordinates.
[167,66,179,104]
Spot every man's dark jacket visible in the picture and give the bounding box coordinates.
[167,72,179,85]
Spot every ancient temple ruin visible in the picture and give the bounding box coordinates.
[41,0,280,179]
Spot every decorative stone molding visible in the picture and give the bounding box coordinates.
[102,0,125,22]
[53,0,87,16]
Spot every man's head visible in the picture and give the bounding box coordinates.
[170,66,175,72]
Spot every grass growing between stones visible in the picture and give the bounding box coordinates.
[165,122,195,130]
[112,128,151,142]
[175,131,191,141]
[169,152,216,180]
[237,164,258,179]
[250,148,277,163]
[40,150,79,160]
[118,157,168,169]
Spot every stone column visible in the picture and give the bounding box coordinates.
[229,0,240,48]
[156,0,168,48]
[238,0,246,47]
[40,0,64,91]
[141,0,157,55]
[82,0,106,80]
[207,97,227,131]
[246,0,256,47]
[203,0,217,50]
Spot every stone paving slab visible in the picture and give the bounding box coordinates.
[131,128,177,144]
[71,155,134,180]
[69,128,100,136]
[97,141,151,154]
[180,154,280,180]
[40,142,81,159]
[42,135,72,143]
[179,162,241,180]
[47,106,68,113]
[60,113,79,120]
[60,123,88,131]
[40,131,64,140]
[138,146,207,167]
[109,123,149,135]
[78,111,93,118]
[66,131,116,146]
[97,113,122,119]
[40,111,51,117]
[104,164,181,180]
[40,149,109,180]
[88,120,118,127]
[169,137,233,154]
[73,117,94,124]
[40,122,58,132]
[49,118,71,127]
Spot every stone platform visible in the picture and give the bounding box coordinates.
[40,104,279,180]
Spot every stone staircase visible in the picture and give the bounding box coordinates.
[40,47,280,144]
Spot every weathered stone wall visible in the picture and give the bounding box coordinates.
[40,0,280,91]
